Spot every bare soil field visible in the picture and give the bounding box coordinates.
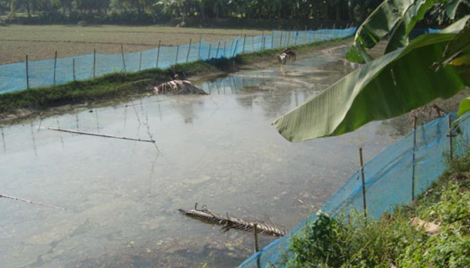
[0,25,267,65]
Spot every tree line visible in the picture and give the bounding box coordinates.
[0,0,384,25]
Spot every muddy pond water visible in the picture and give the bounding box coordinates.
[0,48,405,268]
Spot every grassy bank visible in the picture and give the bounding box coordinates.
[288,155,470,268]
[0,38,350,123]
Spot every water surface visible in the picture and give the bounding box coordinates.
[0,48,403,268]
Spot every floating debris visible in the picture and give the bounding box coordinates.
[154,80,207,95]
[179,204,286,237]
[278,48,297,65]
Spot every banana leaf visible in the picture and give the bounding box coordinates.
[273,19,469,142]
[346,0,425,63]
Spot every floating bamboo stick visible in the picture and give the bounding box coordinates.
[179,205,286,237]
[43,127,156,144]
[0,194,66,210]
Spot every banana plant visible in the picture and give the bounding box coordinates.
[273,16,469,142]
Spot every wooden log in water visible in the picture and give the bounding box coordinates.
[178,207,286,237]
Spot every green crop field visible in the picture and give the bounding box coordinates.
[0,25,267,65]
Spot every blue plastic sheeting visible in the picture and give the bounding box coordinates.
[238,112,469,268]
[0,28,356,94]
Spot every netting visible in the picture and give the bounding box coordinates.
[0,28,356,94]
[238,112,470,268]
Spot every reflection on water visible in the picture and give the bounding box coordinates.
[0,49,402,268]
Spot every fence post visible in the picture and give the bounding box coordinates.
[294,31,298,45]
[280,31,283,48]
[156,40,161,68]
[252,35,255,52]
[359,148,367,219]
[73,58,76,82]
[216,41,221,58]
[93,49,96,78]
[139,51,143,71]
[287,31,291,47]
[186,38,192,63]
[412,116,417,201]
[243,34,247,53]
[175,45,180,65]
[53,51,57,85]
[120,45,127,72]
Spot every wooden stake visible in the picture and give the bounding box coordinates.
[254,223,259,252]
[156,40,161,68]
[186,38,192,62]
[412,116,417,201]
[359,148,367,219]
[0,194,66,210]
[43,127,156,144]
[53,51,57,84]
[26,55,30,89]
[121,45,127,72]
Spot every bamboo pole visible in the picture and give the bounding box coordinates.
[156,40,161,68]
[92,49,96,78]
[251,35,255,52]
[223,41,227,57]
[449,116,454,160]
[232,39,239,58]
[0,194,66,210]
[186,38,192,62]
[198,37,202,60]
[254,223,259,252]
[43,127,156,144]
[272,31,274,49]
[175,45,180,65]
[243,34,246,53]
[121,45,127,72]
[216,41,221,58]
[208,43,212,59]
[412,116,417,201]
[53,51,57,85]
[262,31,265,50]
[26,55,30,89]
[359,148,367,219]
[72,58,76,81]
[139,51,143,71]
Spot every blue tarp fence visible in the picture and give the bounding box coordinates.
[0,28,356,94]
[238,112,470,268]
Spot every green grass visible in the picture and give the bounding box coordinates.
[288,154,470,268]
[0,38,350,121]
